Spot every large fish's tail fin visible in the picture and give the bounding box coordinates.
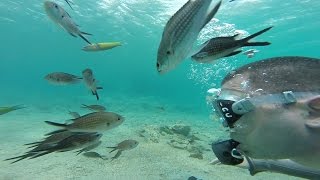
[241,26,273,46]
[79,31,92,44]
[4,153,37,164]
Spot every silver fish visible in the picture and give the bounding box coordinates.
[157,0,222,74]
[45,111,124,134]
[191,26,272,63]
[45,72,82,85]
[82,68,103,100]
[43,1,92,44]
[107,139,139,160]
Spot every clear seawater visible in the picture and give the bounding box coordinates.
[0,0,319,179]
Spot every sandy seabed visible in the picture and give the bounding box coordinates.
[0,95,301,180]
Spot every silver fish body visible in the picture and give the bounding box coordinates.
[157,0,222,74]
[43,1,92,44]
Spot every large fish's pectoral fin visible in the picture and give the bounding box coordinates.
[224,50,242,57]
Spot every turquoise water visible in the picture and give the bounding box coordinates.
[0,0,319,179]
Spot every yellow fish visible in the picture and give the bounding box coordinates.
[82,42,121,52]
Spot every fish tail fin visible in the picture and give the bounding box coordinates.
[29,151,53,159]
[24,141,41,146]
[244,42,271,46]
[45,121,67,127]
[79,34,92,44]
[111,151,122,161]
[242,26,273,43]
[4,153,34,164]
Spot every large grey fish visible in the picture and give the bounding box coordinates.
[191,26,273,63]
[45,111,124,134]
[157,0,222,74]
[107,139,139,160]
[43,1,92,44]
[82,68,103,100]
[5,132,102,164]
[45,72,82,85]
[0,105,25,115]
[81,104,106,112]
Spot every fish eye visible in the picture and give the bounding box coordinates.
[156,62,160,68]
[54,4,58,8]
[117,117,121,121]
[166,51,171,55]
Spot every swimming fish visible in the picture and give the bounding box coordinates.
[82,42,121,52]
[45,111,124,135]
[5,132,102,164]
[45,72,82,85]
[83,151,107,160]
[82,68,103,100]
[0,105,25,115]
[191,26,273,63]
[81,104,106,112]
[107,139,139,160]
[43,1,92,44]
[157,0,222,74]
[24,131,75,148]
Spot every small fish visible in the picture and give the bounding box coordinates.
[45,111,124,134]
[45,72,82,85]
[68,111,81,118]
[83,151,107,160]
[43,1,92,44]
[82,104,106,112]
[82,68,103,100]
[0,105,25,115]
[243,49,259,58]
[107,140,139,160]
[5,133,102,164]
[65,0,74,10]
[191,26,273,63]
[157,0,222,74]
[82,42,121,52]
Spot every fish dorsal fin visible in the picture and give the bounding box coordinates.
[201,0,222,29]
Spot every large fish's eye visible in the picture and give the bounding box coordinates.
[54,4,58,9]
[166,51,171,55]
[117,117,121,121]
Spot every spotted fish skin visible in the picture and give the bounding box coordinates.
[157,0,222,74]
[192,26,273,63]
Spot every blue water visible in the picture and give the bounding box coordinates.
[0,0,319,179]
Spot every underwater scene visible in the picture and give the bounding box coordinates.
[1,0,319,179]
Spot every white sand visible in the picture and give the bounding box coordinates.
[0,95,302,180]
